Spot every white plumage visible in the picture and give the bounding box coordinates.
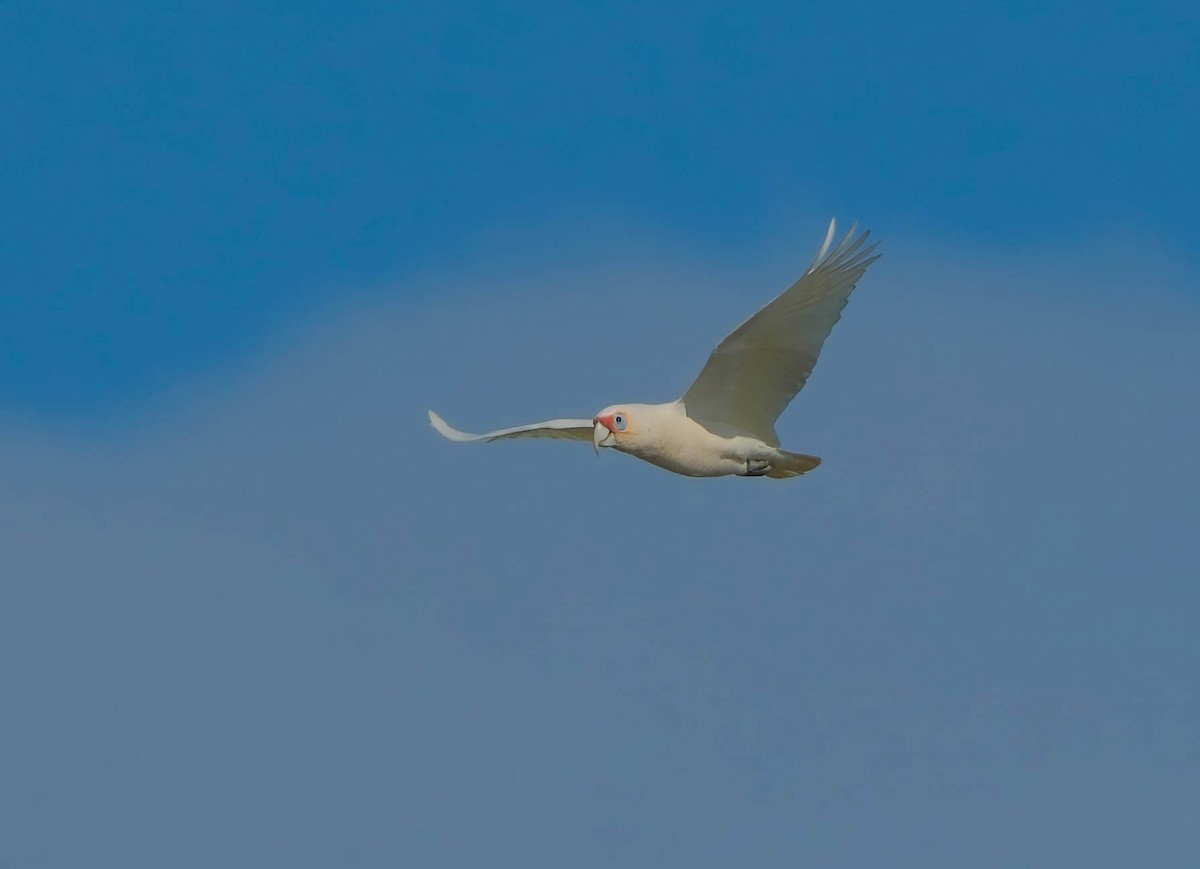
[429,219,880,479]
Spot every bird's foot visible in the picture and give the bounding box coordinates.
[741,459,773,477]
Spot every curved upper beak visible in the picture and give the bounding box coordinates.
[592,415,614,453]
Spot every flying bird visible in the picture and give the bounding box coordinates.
[429,219,880,479]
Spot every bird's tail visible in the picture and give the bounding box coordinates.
[767,450,822,479]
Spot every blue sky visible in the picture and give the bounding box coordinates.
[3,2,1199,867]
[3,0,1198,418]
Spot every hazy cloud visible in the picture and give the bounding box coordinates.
[3,234,1198,867]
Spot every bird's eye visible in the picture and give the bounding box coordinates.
[614,414,627,431]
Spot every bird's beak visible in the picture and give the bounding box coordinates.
[592,416,613,453]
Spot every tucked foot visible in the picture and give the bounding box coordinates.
[741,459,773,477]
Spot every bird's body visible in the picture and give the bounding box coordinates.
[429,219,880,480]
[576,402,820,479]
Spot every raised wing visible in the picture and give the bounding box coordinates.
[428,410,594,443]
[681,219,880,445]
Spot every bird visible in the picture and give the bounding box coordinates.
[429,219,880,479]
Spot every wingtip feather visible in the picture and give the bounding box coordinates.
[815,220,881,275]
[807,217,838,273]
[428,409,473,442]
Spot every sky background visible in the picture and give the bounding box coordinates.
[3,2,1199,866]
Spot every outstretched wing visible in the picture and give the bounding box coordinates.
[428,410,594,443]
[680,219,881,445]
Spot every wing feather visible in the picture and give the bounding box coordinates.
[428,410,594,443]
[681,219,880,445]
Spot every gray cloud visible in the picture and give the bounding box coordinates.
[2,234,1198,867]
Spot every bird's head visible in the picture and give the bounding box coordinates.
[592,406,636,452]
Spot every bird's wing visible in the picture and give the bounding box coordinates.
[428,410,594,442]
[680,219,880,445]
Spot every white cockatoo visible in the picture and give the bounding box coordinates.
[429,219,880,479]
